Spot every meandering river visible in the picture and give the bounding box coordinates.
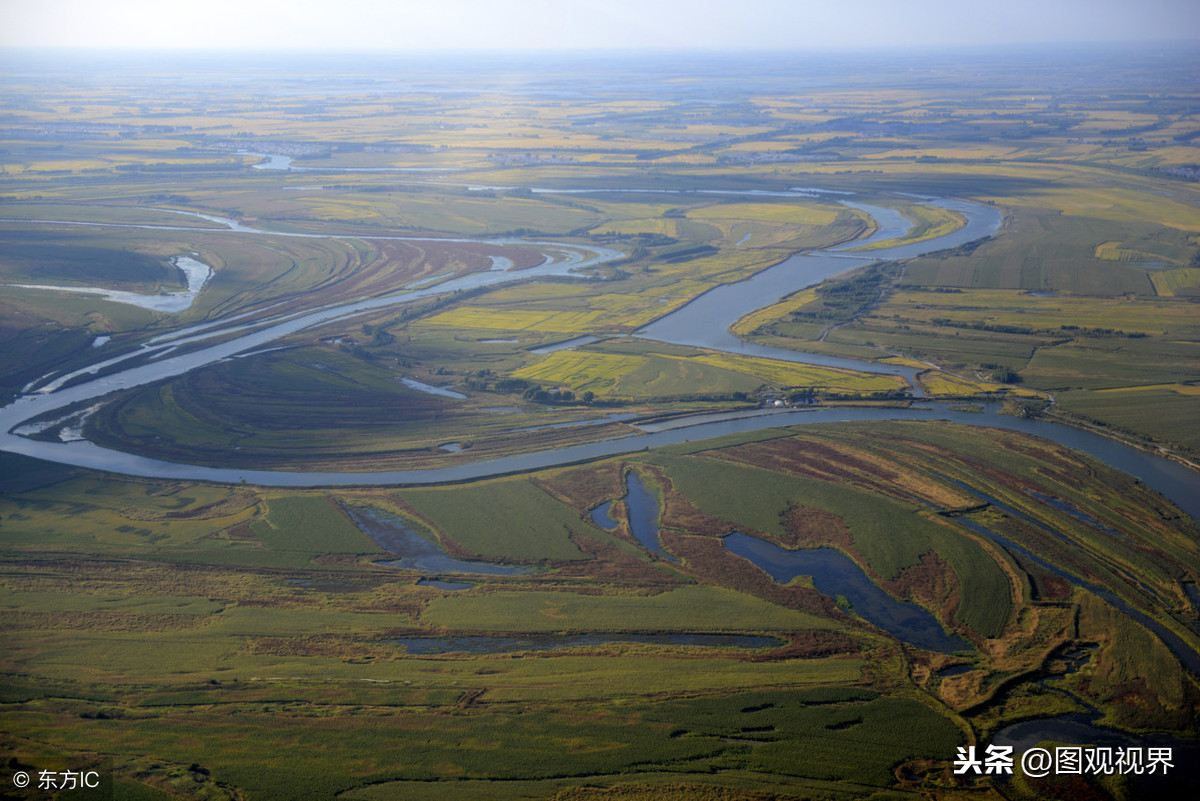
[1,195,1196,527]
[6,191,1196,765]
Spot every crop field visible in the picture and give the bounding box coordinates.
[2,44,1199,801]
[736,201,1200,454]
[847,203,965,252]
[1055,387,1200,451]
[510,347,904,399]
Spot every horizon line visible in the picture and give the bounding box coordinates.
[3,39,1200,58]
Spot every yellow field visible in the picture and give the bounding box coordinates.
[512,351,643,389]
[917,372,1010,397]
[300,198,392,223]
[879,356,930,369]
[686,201,840,226]
[1094,383,1200,396]
[684,219,825,247]
[576,200,681,221]
[1071,110,1162,131]
[684,352,906,392]
[730,288,819,337]
[1150,268,1200,296]
[437,252,791,337]
[512,347,906,398]
[768,161,1200,231]
[850,204,966,252]
[1093,240,1182,265]
[866,144,1024,161]
[0,154,239,175]
[420,307,606,334]
[591,218,679,236]
[1095,241,1139,261]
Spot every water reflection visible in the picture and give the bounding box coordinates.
[723,531,969,653]
[990,644,1200,793]
[624,472,679,563]
[589,500,619,531]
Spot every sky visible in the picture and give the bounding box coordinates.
[1,0,1198,53]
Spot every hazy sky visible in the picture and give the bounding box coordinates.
[2,0,1198,52]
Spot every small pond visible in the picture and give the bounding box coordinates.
[415,578,476,591]
[342,505,531,576]
[623,472,678,562]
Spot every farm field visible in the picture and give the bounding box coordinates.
[1,43,1199,801]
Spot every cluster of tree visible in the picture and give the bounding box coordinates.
[820,389,911,401]
[987,366,1021,383]
[929,318,1036,335]
[658,243,719,263]
[1058,324,1146,338]
[487,377,593,404]
[927,318,1146,338]
[789,262,901,323]
[522,386,578,404]
[787,388,819,403]
[360,323,394,346]
[588,232,678,247]
[462,369,493,392]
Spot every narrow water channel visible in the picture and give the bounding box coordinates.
[987,645,1200,793]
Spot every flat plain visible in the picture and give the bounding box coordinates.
[1,45,1199,800]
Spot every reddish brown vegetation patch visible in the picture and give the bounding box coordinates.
[643,465,738,538]
[533,462,626,515]
[879,551,962,631]
[243,635,397,662]
[553,533,686,587]
[743,630,862,661]
[710,434,975,509]
[554,784,789,801]
[717,437,892,489]
[1021,772,1118,801]
[779,503,854,550]
[663,531,845,623]
[221,523,259,541]
[1025,563,1073,601]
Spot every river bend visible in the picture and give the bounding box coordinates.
[1,196,1197,527]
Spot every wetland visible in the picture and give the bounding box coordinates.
[2,44,1199,801]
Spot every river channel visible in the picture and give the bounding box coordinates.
[0,194,1196,526]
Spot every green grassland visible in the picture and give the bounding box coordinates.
[4,418,1199,798]
[421,586,839,632]
[4,413,1200,798]
[397,478,597,562]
